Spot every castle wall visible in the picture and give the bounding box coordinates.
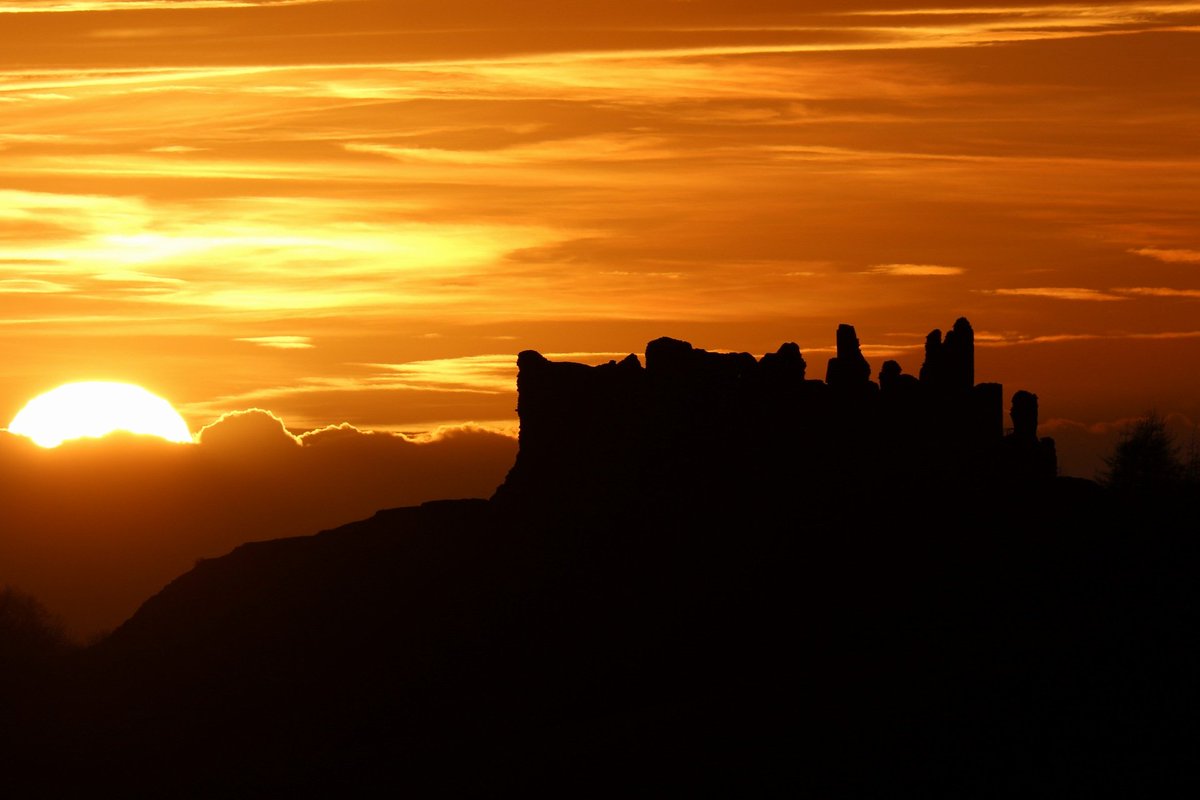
[495,318,1056,507]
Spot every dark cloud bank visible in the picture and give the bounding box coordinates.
[0,411,516,637]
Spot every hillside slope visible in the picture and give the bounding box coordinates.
[14,322,1199,795]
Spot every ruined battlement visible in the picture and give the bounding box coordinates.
[494,317,1056,509]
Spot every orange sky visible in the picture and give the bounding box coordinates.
[1,2,1199,631]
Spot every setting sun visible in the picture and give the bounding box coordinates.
[8,382,193,448]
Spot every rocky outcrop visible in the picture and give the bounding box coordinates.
[496,316,1056,509]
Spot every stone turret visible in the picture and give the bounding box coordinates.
[920,329,945,386]
[760,342,806,383]
[879,359,919,395]
[1003,389,1058,480]
[920,317,974,392]
[1011,390,1039,444]
[944,317,975,390]
[825,324,872,388]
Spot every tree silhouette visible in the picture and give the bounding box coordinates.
[0,586,71,749]
[1099,411,1193,497]
[0,586,70,672]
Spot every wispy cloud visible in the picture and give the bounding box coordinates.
[236,335,315,349]
[868,264,964,276]
[989,287,1126,301]
[843,3,1200,19]
[977,329,1200,346]
[988,285,1200,302]
[0,0,329,13]
[365,352,626,395]
[0,278,71,293]
[176,350,629,424]
[1115,286,1200,298]
[366,355,517,395]
[0,190,568,317]
[345,135,675,167]
[147,145,207,153]
[1130,247,1200,264]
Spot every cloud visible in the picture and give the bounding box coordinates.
[836,3,1200,45]
[975,329,1200,346]
[0,9,1196,342]
[0,279,71,293]
[1115,286,1200,298]
[196,408,302,449]
[0,190,568,318]
[1129,248,1200,263]
[345,135,675,167]
[0,1,328,12]
[0,411,517,639]
[868,264,964,276]
[365,355,520,395]
[236,335,314,349]
[169,352,629,435]
[989,287,1126,301]
[364,352,635,396]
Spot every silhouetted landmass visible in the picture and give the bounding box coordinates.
[7,318,1200,796]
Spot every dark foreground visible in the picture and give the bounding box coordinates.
[5,481,1199,797]
[5,325,1199,796]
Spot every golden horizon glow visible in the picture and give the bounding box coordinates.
[9,381,193,448]
[0,0,1196,473]
[3,1,1200,639]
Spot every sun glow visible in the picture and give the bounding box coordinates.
[8,382,193,448]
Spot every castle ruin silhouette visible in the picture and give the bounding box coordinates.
[496,317,1056,510]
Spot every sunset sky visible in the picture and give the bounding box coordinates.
[1,1,1198,633]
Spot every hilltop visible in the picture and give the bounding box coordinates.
[8,318,1198,796]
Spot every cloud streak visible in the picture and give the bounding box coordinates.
[0,0,329,12]
[989,287,1127,301]
[1131,247,1200,264]
[1116,287,1200,298]
[869,264,964,276]
[976,329,1200,346]
[236,335,314,349]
